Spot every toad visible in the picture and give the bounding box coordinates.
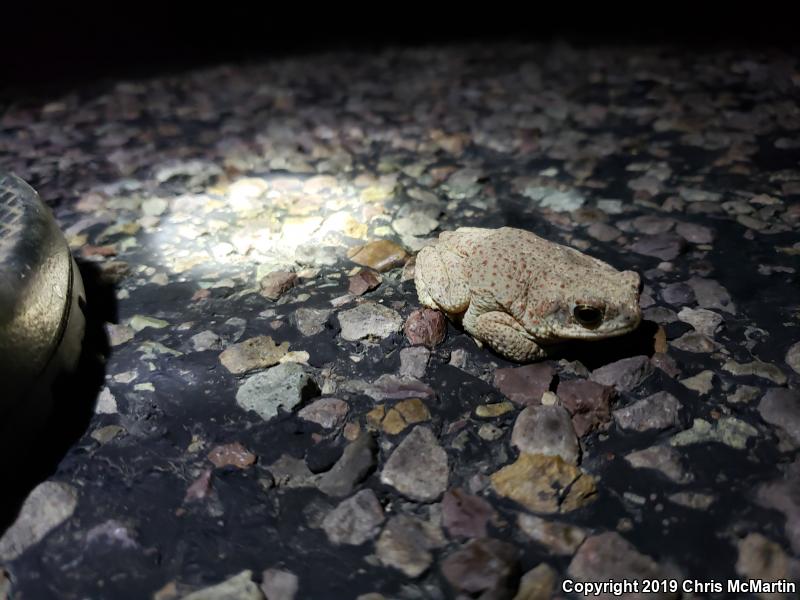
[414,227,642,361]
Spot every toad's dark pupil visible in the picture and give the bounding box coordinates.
[574,305,603,327]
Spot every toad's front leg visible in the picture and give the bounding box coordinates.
[415,246,470,315]
[463,306,546,362]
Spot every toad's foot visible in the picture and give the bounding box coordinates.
[464,307,546,362]
[415,246,470,315]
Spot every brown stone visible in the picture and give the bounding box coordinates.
[348,269,382,295]
[490,453,597,514]
[207,442,257,469]
[441,538,519,597]
[259,270,297,300]
[347,240,408,272]
[557,379,615,437]
[442,488,498,539]
[494,363,555,406]
[403,308,447,348]
[219,336,290,375]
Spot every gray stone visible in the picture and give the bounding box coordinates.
[191,330,223,352]
[180,570,263,600]
[0,481,78,561]
[659,282,695,306]
[613,391,682,432]
[632,215,676,235]
[675,222,715,244]
[297,397,348,429]
[670,332,720,353]
[735,533,798,586]
[586,223,620,242]
[266,454,321,489]
[260,569,298,600]
[219,336,289,375]
[787,341,800,376]
[294,244,343,267]
[375,514,442,577]
[642,306,678,324]
[687,277,736,314]
[318,433,378,497]
[441,538,519,597]
[758,388,800,448]
[727,385,760,404]
[259,270,297,301]
[568,533,676,598]
[677,307,723,336]
[338,302,403,341]
[668,492,715,510]
[322,489,385,545]
[757,460,800,553]
[680,370,715,395]
[670,417,758,450]
[294,307,332,337]
[399,347,430,378]
[441,488,498,539]
[235,363,319,421]
[511,405,580,464]
[723,360,787,385]
[624,445,693,484]
[364,374,435,401]
[590,356,653,392]
[392,213,439,237]
[380,426,448,501]
[630,233,686,260]
[517,514,587,555]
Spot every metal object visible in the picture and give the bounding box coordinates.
[0,172,86,421]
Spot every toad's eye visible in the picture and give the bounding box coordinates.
[574,305,604,328]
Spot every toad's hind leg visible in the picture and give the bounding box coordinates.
[415,246,470,315]
[464,307,545,362]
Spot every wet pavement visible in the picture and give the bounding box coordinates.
[0,43,799,599]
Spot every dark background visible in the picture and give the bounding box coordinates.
[1,5,795,96]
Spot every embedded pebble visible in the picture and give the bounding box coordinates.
[613,391,682,432]
[787,341,800,375]
[348,269,382,296]
[260,569,298,600]
[556,379,615,436]
[590,355,653,392]
[235,363,319,421]
[441,488,498,539]
[398,346,430,378]
[758,388,800,448]
[440,538,519,598]
[191,330,223,352]
[338,302,403,341]
[511,405,580,464]
[687,277,736,313]
[624,445,693,484]
[317,433,378,497]
[517,514,587,555]
[219,336,290,375]
[670,417,758,449]
[180,571,263,600]
[677,307,723,336]
[0,481,78,561]
[379,426,448,501]
[403,307,447,347]
[297,398,349,429]
[346,240,408,272]
[494,363,555,405]
[322,489,385,545]
[294,307,332,337]
[680,370,716,394]
[723,360,787,385]
[375,514,442,577]
[259,270,297,300]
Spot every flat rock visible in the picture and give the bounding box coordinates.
[659,282,695,306]
[403,308,447,348]
[624,445,693,484]
[613,391,682,432]
[677,307,723,336]
[375,514,442,577]
[297,397,349,429]
[670,331,720,353]
[338,302,403,341]
[567,532,676,599]
[441,488,498,539]
[490,454,597,514]
[364,374,435,401]
[680,370,715,394]
[517,514,587,555]
[317,433,377,497]
[735,532,799,587]
[259,270,297,300]
[348,269,382,296]
[630,233,686,260]
[294,307,332,337]
[511,404,580,464]
[0,481,78,561]
[235,363,319,421]
[392,213,439,237]
[322,489,385,545]
[260,569,298,600]
[687,277,736,314]
[513,563,557,600]
[787,341,800,375]
[556,379,615,436]
[758,388,800,448]
[219,336,290,375]
[207,442,256,469]
[670,417,758,450]
[757,460,800,553]
[590,356,653,392]
[494,363,555,406]
[723,360,787,385]
[180,570,263,600]
[191,330,223,352]
[347,240,408,272]
[440,538,519,598]
[380,426,448,501]
[676,222,715,244]
[399,346,430,378]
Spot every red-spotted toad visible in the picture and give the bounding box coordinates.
[415,227,642,361]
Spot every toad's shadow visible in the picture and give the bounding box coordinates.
[544,319,660,370]
[0,261,115,534]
